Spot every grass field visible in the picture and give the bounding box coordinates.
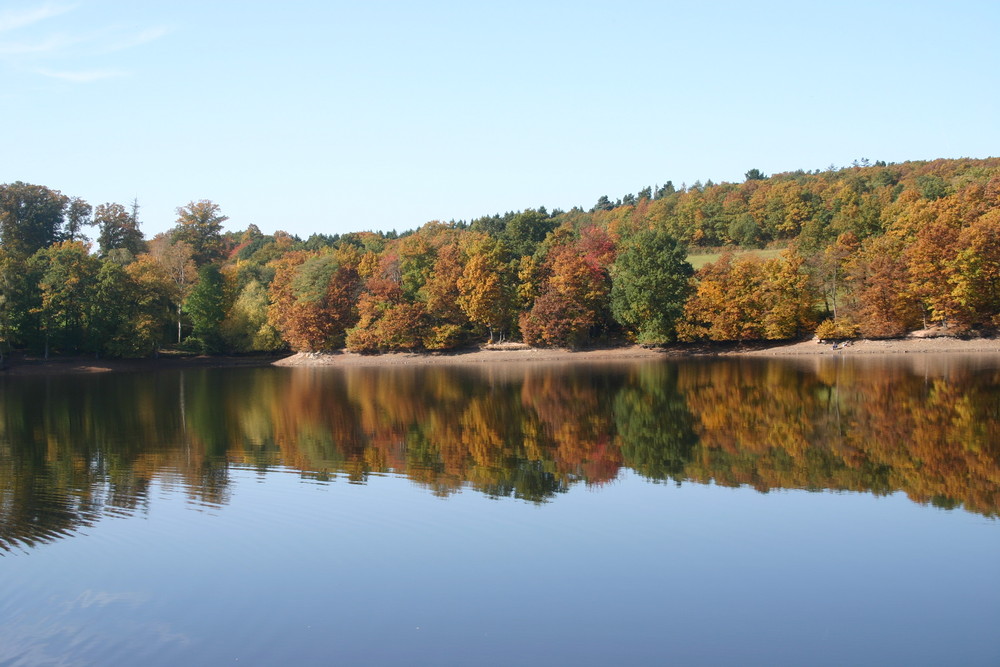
[687,247,785,270]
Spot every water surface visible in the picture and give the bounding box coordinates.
[1,357,998,665]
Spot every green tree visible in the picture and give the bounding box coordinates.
[220,279,283,352]
[95,202,145,258]
[29,241,101,357]
[610,229,693,345]
[184,264,226,352]
[64,197,92,243]
[501,209,557,258]
[90,261,138,356]
[0,182,68,256]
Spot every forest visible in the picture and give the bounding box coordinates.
[1,156,998,358]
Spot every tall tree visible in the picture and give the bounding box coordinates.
[0,182,68,256]
[29,241,101,357]
[174,200,228,265]
[456,236,515,342]
[184,264,226,352]
[64,197,92,243]
[124,255,176,354]
[95,202,145,258]
[148,234,197,343]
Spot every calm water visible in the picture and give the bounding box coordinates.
[1,357,998,666]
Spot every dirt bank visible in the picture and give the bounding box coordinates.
[5,335,999,376]
[273,335,1000,368]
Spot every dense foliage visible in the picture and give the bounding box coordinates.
[1,157,999,357]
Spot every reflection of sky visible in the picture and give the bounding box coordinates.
[2,468,997,666]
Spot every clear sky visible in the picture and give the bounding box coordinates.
[2,1,998,239]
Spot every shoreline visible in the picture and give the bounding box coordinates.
[274,335,1000,368]
[0,352,288,378]
[2,335,999,376]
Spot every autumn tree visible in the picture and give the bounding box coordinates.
[947,211,1000,329]
[220,279,283,352]
[520,230,612,347]
[456,236,516,342]
[28,241,101,357]
[420,241,472,350]
[267,249,360,351]
[174,200,228,265]
[679,251,816,341]
[148,234,197,343]
[124,255,176,354]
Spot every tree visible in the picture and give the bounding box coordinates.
[745,168,768,181]
[267,250,360,351]
[456,236,515,342]
[655,181,675,199]
[148,234,197,343]
[220,279,283,352]
[678,251,816,341]
[124,255,176,354]
[610,229,693,345]
[64,197,92,243]
[184,264,226,352]
[174,200,228,265]
[420,241,472,350]
[501,209,556,258]
[29,241,101,357]
[90,261,139,356]
[947,211,1000,328]
[95,201,145,258]
[0,182,68,256]
[520,235,611,347]
[593,195,614,212]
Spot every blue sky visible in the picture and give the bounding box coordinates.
[2,1,997,239]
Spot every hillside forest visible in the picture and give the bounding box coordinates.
[1,157,998,358]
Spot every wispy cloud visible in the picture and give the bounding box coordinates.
[0,3,169,83]
[102,25,170,53]
[0,3,74,34]
[36,67,124,83]
[0,33,75,56]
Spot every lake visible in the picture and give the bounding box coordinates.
[1,356,998,666]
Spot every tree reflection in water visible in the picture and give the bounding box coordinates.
[2,356,998,551]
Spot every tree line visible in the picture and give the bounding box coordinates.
[1,156,998,358]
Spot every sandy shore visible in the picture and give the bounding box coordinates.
[3,335,999,376]
[273,344,667,367]
[721,335,1000,357]
[274,335,1000,368]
